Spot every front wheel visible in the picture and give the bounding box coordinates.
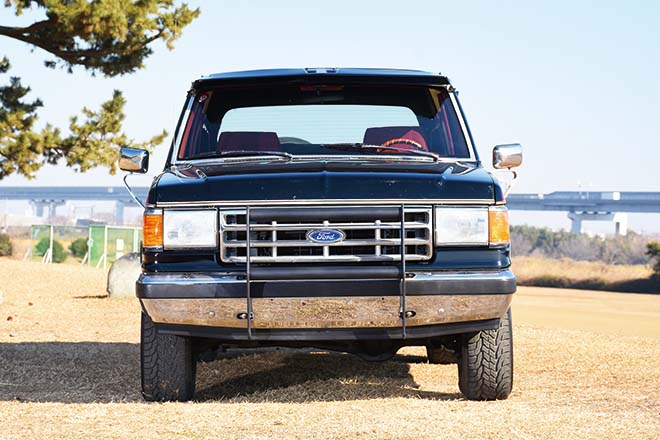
[140,312,196,402]
[457,308,513,401]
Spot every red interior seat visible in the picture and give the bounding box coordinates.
[217,131,282,152]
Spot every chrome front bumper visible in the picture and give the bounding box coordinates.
[138,269,515,330]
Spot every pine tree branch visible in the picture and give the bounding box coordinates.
[0,1,199,76]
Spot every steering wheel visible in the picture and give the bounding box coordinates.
[381,137,425,151]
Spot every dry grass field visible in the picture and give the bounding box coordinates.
[1,258,660,439]
[513,256,659,293]
[513,256,653,284]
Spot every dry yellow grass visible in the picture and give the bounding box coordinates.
[513,256,652,283]
[512,256,658,293]
[6,238,31,261]
[1,258,660,439]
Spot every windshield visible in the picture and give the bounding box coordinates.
[176,84,471,161]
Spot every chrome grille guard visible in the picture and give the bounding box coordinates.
[230,204,424,339]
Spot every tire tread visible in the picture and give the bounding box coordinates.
[141,312,196,402]
[457,309,513,400]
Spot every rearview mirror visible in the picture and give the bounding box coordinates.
[492,144,522,169]
[119,147,149,174]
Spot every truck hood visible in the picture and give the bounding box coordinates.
[148,161,500,205]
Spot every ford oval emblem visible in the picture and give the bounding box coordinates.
[306,229,346,244]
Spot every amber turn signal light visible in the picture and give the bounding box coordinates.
[489,206,510,246]
[143,210,163,248]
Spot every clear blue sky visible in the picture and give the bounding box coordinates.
[2,1,659,230]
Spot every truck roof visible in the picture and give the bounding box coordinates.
[193,68,451,89]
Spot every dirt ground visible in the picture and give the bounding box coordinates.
[1,259,659,440]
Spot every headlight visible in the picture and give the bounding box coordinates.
[435,207,489,246]
[163,210,217,249]
[434,206,510,247]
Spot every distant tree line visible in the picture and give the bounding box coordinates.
[0,233,11,256]
[510,225,652,265]
[647,242,660,278]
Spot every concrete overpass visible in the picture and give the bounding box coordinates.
[506,191,660,234]
[0,186,148,225]
[1,187,659,233]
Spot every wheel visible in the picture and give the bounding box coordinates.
[426,344,457,364]
[457,308,513,401]
[140,312,196,402]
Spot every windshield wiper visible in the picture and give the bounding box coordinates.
[170,162,207,180]
[188,150,293,161]
[319,143,441,162]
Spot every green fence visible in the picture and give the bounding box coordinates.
[25,224,141,268]
[28,225,89,263]
[88,225,142,269]
[29,225,53,263]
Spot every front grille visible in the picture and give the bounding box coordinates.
[220,206,433,263]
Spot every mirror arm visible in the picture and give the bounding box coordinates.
[122,173,145,208]
[494,169,518,198]
[504,170,518,197]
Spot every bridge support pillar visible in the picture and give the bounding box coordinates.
[30,200,65,223]
[613,212,628,236]
[115,201,126,225]
[30,201,47,217]
[567,212,628,236]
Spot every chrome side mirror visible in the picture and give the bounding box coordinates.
[119,147,149,174]
[493,144,522,169]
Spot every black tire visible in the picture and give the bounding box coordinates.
[426,344,457,364]
[457,308,513,401]
[141,312,196,402]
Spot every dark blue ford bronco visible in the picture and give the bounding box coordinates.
[119,68,523,402]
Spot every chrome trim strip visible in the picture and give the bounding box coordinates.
[411,269,515,283]
[221,221,430,231]
[224,238,429,248]
[140,273,244,285]
[138,269,515,285]
[221,255,430,263]
[157,199,495,208]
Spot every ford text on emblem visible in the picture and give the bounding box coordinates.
[306,229,346,244]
